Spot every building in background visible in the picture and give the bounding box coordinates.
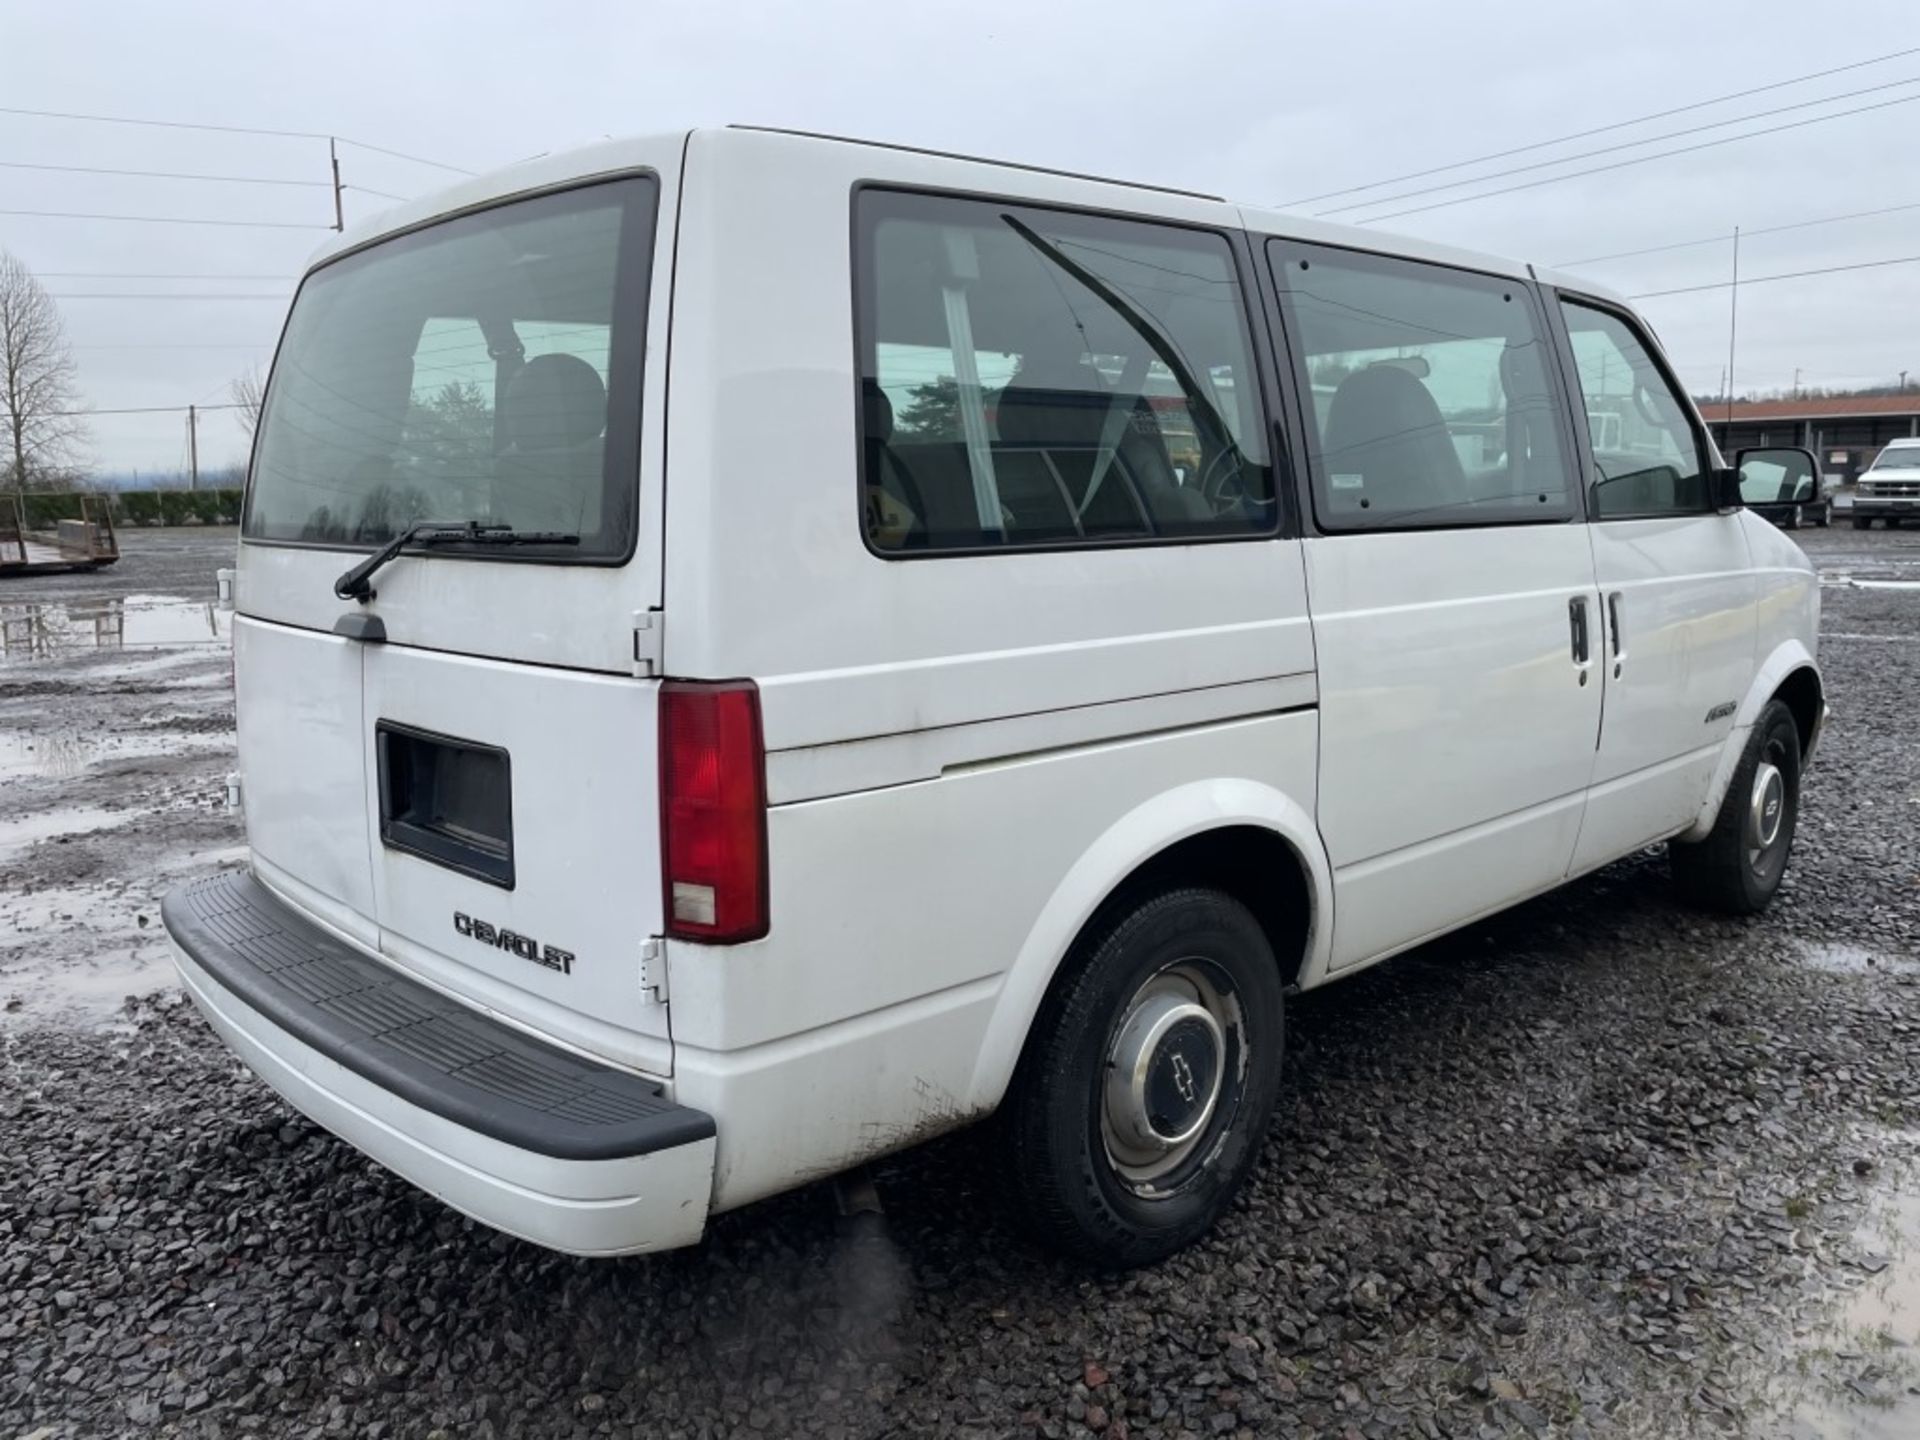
[1707,397,1920,484]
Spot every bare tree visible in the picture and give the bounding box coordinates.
[230,361,267,439]
[0,250,86,489]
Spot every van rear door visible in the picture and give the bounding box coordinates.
[236,146,679,1074]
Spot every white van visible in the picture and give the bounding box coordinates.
[163,128,1826,1266]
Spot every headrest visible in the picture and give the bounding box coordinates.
[995,360,1115,447]
[1324,365,1449,447]
[503,353,607,451]
[862,379,894,443]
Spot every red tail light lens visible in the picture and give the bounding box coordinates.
[660,680,768,943]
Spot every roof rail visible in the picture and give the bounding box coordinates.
[727,125,1226,203]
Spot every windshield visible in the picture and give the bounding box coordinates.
[1871,446,1920,470]
[245,176,656,557]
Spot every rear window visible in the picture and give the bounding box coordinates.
[245,177,656,559]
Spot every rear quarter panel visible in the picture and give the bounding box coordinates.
[661,131,1327,1209]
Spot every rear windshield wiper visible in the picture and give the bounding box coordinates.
[334,521,580,602]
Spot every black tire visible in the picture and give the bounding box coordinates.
[1815,505,1831,528]
[1890,518,1904,530]
[1853,516,1873,530]
[1670,699,1802,914]
[1785,507,1801,530]
[1002,888,1285,1267]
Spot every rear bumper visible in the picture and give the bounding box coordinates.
[162,872,716,1256]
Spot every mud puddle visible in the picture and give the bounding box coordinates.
[0,803,133,859]
[0,726,233,781]
[0,944,176,1028]
[0,593,229,664]
[1795,941,1920,977]
[1767,1146,1920,1438]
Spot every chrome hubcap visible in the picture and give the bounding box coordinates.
[1103,963,1236,1186]
[1748,761,1785,863]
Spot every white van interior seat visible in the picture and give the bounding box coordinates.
[994,355,1211,535]
[496,352,607,534]
[861,381,931,547]
[503,352,607,450]
[1321,365,1466,518]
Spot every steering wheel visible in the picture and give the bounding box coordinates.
[1194,442,1250,517]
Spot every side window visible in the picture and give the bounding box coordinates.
[855,190,1276,554]
[1270,242,1575,529]
[1558,301,1708,518]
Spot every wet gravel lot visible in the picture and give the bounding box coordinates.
[4,525,1919,1440]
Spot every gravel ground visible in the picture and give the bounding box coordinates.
[3,525,1919,1440]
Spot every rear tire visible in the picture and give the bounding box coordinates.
[1002,888,1285,1267]
[1853,516,1872,530]
[1671,699,1801,915]
[1815,505,1831,528]
[1785,506,1801,530]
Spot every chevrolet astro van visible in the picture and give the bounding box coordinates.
[163,127,1826,1266]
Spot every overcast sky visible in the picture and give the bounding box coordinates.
[5,1,1917,474]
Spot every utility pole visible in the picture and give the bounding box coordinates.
[187,405,199,492]
[1724,226,1741,426]
[1793,367,1802,397]
[329,136,344,232]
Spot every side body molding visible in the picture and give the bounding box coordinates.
[966,771,1333,1111]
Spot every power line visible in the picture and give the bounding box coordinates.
[1319,74,1920,217]
[334,138,471,176]
[36,271,291,280]
[0,207,324,230]
[1281,45,1920,206]
[1556,198,1920,267]
[343,183,409,203]
[0,158,328,187]
[1629,251,1920,299]
[48,403,245,418]
[0,104,474,175]
[47,292,288,300]
[1350,90,1920,224]
[0,104,318,140]
[68,342,272,351]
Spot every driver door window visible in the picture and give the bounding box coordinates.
[1559,302,1708,518]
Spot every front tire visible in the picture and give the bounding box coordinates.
[1671,699,1802,914]
[1853,516,1873,530]
[1002,888,1285,1267]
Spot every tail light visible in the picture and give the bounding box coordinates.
[659,680,768,943]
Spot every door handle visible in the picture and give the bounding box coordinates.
[1606,591,1625,676]
[1569,596,1590,665]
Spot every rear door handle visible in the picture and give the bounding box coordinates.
[1569,596,1590,666]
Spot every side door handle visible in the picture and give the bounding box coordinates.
[1606,591,1625,676]
[1569,596,1590,668]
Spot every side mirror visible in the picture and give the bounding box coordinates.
[1731,445,1819,513]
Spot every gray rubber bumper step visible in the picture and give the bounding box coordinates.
[162,871,712,1161]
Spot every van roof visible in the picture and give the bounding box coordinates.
[305,126,1625,306]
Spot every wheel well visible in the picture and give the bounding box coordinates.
[1103,826,1314,988]
[1772,666,1824,756]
